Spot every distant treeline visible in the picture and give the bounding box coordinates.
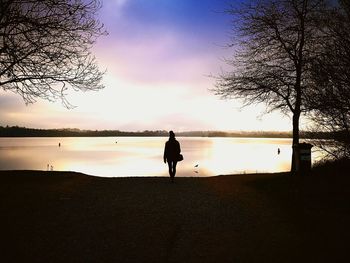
[0,126,331,139]
[0,126,167,137]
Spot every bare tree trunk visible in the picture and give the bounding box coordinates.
[291,110,300,174]
[292,58,302,174]
[291,0,306,174]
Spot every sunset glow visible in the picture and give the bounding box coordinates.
[0,0,293,132]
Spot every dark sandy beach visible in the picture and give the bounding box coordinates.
[1,170,350,262]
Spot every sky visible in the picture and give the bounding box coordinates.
[0,0,293,132]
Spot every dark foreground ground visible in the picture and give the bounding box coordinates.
[1,170,350,263]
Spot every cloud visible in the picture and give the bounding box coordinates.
[114,0,128,7]
[96,30,220,92]
[0,91,23,110]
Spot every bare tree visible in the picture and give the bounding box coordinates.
[0,0,107,107]
[307,0,350,159]
[215,0,327,173]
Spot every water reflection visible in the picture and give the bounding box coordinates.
[0,137,322,177]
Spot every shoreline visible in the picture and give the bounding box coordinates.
[1,170,349,262]
[0,169,289,177]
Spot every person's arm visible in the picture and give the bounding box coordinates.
[163,142,167,163]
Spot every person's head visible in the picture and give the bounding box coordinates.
[169,130,175,139]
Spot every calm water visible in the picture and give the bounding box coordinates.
[0,137,321,177]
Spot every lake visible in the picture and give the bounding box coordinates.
[0,137,321,177]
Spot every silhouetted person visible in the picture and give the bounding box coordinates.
[277,148,280,155]
[164,131,181,183]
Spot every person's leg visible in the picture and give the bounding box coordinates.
[168,161,177,183]
[167,161,173,177]
[172,161,178,177]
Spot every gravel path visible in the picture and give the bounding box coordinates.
[1,171,349,262]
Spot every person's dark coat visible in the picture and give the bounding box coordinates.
[163,138,181,162]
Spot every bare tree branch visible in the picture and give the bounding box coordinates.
[214,0,328,173]
[0,0,107,107]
